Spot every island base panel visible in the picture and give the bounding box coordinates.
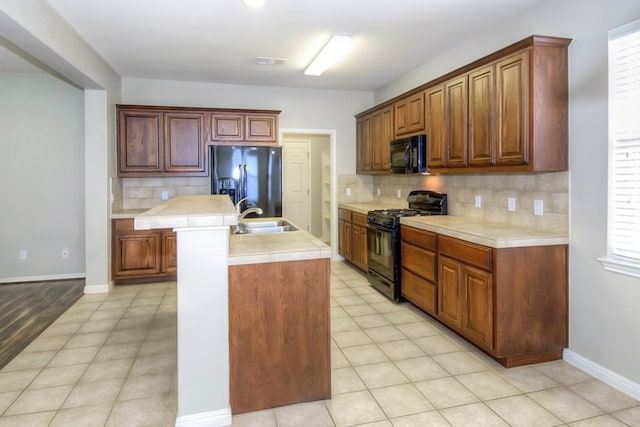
[229,259,331,415]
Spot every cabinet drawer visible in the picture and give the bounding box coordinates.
[113,218,135,232]
[401,268,437,316]
[401,225,437,251]
[401,241,437,282]
[438,235,493,271]
[352,212,367,227]
[338,209,352,222]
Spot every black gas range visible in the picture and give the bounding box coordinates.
[367,190,447,301]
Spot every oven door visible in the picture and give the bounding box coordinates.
[367,223,394,282]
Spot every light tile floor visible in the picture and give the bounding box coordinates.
[1,261,639,427]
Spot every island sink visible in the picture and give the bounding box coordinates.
[231,219,298,234]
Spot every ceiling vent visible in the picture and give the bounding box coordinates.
[256,57,288,66]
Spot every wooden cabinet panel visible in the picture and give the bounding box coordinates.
[229,259,331,414]
[401,242,436,283]
[426,85,446,168]
[356,115,372,172]
[357,105,393,174]
[211,113,243,140]
[468,65,495,166]
[212,112,279,145]
[438,235,493,271]
[162,231,177,274]
[112,219,177,283]
[163,112,206,174]
[372,106,393,171]
[445,76,468,167]
[338,209,367,272]
[394,91,425,137]
[401,226,436,251]
[246,114,278,142]
[496,51,529,165]
[462,265,493,349]
[438,256,462,328]
[401,268,437,316]
[118,110,163,174]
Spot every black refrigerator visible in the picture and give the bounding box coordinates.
[210,145,282,217]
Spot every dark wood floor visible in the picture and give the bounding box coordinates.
[0,279,85,370]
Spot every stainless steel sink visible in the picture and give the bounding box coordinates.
[231,219,298,234]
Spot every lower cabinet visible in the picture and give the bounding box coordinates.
[112,219,177,284]
[338,208,368,272]
[228,259,331,414]
[401,225,567,367]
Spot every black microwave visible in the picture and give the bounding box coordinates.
[389,134,427,174]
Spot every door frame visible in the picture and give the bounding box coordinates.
[280,128,337,259]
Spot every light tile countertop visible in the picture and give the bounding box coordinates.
[111,209,147,219]
[339,200,568,248]
[133,195,238,230]
[228,228,331,265]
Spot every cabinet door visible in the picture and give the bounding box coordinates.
[164,112,206,174]
[356,116,371,173]
[372,106,393,172]
[211,113,244,141]
[245,114,278,143]
[426,85,446,168]
[438,256,462,328]
[118,109,163,175]
[462,265,493,349]
[351,224,361,267]
[113,231,161,278]
[394,91,425,137]
[359,224,368,270]
[468,64,495,166]
[338,217,352,260]
[445,76,468,167]
[495,51,529,165]
[161,231,177,274]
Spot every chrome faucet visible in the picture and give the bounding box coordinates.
[235,198,264,221]
[238,207,263,221]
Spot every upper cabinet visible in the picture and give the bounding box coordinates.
[355,35,571,175]
[210,112,279,145]
[356,105,393,174]
[118,107,206,177]
[117,105,280,176]
[393,91,425,137]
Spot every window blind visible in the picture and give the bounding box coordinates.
[609,21,640,263]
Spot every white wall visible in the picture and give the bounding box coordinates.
[0,72,85,281]
[121,78,372,175]
[377,0,640,388]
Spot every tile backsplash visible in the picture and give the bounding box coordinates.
[339,172,568,234]
[119,177,210,209]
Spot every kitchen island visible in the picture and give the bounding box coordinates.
[134,196,331,426]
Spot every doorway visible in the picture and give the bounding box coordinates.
[282,131,332,245]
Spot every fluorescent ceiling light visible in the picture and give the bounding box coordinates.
[242,0,265,7]
[304,35,353,76]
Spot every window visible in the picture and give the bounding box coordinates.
[601,19,640,278]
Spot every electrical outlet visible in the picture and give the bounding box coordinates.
[161,190,169,200]
[377,187,381,197]
[345,187,351,196]
[19,249,27,260]
[474,195,482,208]
[534,199,544,216]
[62,248,70,258]
[396,189,402,199]
[508,197,516,212]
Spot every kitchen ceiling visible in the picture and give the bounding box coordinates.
[5,0,545,91]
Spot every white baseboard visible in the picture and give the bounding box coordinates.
[0,273,85,284]
[175,408,232,427]
[83,282,112,294]
[564,348,640,401]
